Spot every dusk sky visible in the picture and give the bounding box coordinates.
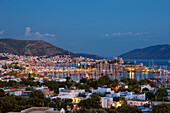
[0,0,170,57]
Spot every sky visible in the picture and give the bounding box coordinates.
[0,0,170,57]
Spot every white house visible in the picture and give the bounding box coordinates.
[127,100,150,106]
[8,90,23,96]
[101,97,113,108]
[52,88,85,100]
[141,84,155,91]
[108,91,146,101]
[91,87,113,94]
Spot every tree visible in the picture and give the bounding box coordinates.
[49,102,57,110]
[105,108,118,113]
[155,88,168,101]
[76,83,90,92]
[80,77,88,83]
[142,88,149,92]
[150,82,157,87]
[44,97,51,106]
[151,104,170,113]
[52,98,73,111]
[75,108,107,113]
[98,75,112,87]
[118,86,126,92]
[65,77,72,82]
[121,77,129,85]
[0,89,5,97]
[78,93,86,97]
[112,79,119,87]
[28,73,32,80]
[87,78,98,89]
[133,88,140,93]
[146,92,155,100]
[25,87,33,91]
[121,78,137,86]
[119,97,126,105]
[138,79,151,85]
[117,105,142,113]
[113,97,119,101]
[29,90,45,100]
[78,93,101,109]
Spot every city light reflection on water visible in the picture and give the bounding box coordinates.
[51,59,170,81]
[51,71,169,81]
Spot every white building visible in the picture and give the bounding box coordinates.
[52,88,85,99]
[141,84,155,91]
[107,91,146,101]
[127,100,150,106]
[91,87,113,94]
[8,90,23,96]
[101,97,113,108]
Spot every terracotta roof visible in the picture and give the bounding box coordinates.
[89,87,94,89]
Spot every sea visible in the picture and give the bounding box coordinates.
[125,59,170,70]
[52,59,170,83]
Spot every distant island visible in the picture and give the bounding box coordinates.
[0,38,103,59]
[120,44,170,59]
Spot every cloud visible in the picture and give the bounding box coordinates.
[105,32,149,38]
[105,34,109,37]
[24,27,55,38]
[34,32,43,37]
[0,30,5,35]
[25,27,31,37]
[44,33,55,37]
[112,32,148,36]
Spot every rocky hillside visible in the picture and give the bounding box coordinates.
[0,39,74,56]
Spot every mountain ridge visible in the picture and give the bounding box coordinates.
[0,39,104,59]
[119,44,170,59]
[0,38,74,56]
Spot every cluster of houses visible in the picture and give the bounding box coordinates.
[1,53,170,112]
[1,84,154,110]
[3,86,56,97]
[2,74,170,112]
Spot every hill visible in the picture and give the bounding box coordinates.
[0,39,74,56]
[120,44,170,59]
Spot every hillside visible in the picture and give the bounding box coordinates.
[0,39,74,56]
[120,44,170,59]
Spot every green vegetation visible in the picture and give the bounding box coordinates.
[151,104,170,113]
[78,93,102,109]
[142,88,149,92]
[98,75,114,87]
[0,89,5,97]
[51,98,73,110]
[0,39,73,56]
[155,88,168,101]
[25,87,33,91]
[78,93,86,97]
[0,90,73,113]
[116,105,143,113]
[0,90,50,113]
[0,71,167,112]
[80,77,88,83]
[146,92,155,100]
[73,108,107,113]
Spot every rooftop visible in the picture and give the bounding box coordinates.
[8,107,61,113]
